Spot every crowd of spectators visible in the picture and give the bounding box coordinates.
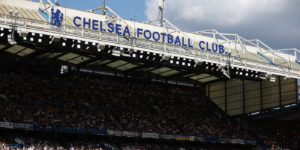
[0,130,253,150]
[0,103,62,126]
[0,73,253,139]
[0,76,43,103]
[250,127,300,149]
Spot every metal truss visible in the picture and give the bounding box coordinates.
[2,1,300,80]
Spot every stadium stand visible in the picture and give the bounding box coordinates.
[0,67,259,149]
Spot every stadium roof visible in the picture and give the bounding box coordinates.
[0,0,300,83]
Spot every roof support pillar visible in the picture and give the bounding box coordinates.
[260,80,263,111]
[296,79,299,104]
[225,81,227,113]
[279,76,282,109]
[243,79,245,115]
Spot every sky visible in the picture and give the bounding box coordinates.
[35,0,300,58]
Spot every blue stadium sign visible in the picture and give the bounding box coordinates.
[51,8,64,27]
[73,16,225,54]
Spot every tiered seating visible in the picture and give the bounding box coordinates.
[250,127,300,149]
[0,73,253,139]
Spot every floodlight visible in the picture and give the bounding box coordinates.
[162,54,170,60]
[140,55,143,58]
[77,45,81,49]
[270,77,276,82]
[32,33,35,36]
[38,39,42,42]
[97,43,106,50]
[284,76,290,81]
[218,63,226,70]
[62,42,66,46]
[52,36,61,42]
[19,31,28,37]
[194,59,203,66]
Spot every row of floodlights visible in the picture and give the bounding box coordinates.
[1,30,291,81]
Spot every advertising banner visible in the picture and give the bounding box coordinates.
[123,131,142,137]
[90,129,108,135]
[13,123,34,129]
[189,136,196,141]
[231,139,245,144]
[245,140,256,145]
[204,137,219,142]
[174,135,190,141]
[142,132,159,139]
[196,136,205,142]
[160,134,174,139]
[220,138,231,143]
[107,130,124,136]
[0,122,13,128]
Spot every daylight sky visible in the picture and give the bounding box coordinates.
[35,0,300,58]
